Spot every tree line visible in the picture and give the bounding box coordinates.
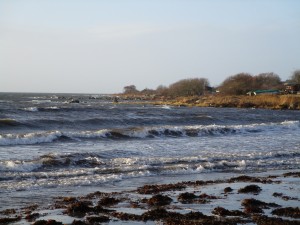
[123,70,300,96]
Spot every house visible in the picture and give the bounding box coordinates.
[284,82,300,94]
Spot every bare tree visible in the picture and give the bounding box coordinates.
[123,85,139,94]
[218,73,253,95]
[140,88,156,95]
[156,85,169,96]
[253,73,282,90]
[290,70,300,84]
[168,78,209,97]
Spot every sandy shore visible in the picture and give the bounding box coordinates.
[1,171,299,225]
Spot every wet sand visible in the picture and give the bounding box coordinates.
[1,171,299,225]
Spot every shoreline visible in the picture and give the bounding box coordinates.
[115,94,300,110]
[1,170,299,225]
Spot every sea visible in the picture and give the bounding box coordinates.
[0,92,299,211]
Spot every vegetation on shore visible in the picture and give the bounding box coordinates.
[115,94,300,110]
[118,70,300,110]
[153,95,300,110]
[123,70,300,97]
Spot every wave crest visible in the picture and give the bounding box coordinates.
[0,120,298,146]
[0,131,63,146]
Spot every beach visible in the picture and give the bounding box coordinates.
[1,170,299,224]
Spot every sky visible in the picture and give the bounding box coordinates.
[1,0,300,94]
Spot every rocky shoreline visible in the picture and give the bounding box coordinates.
[1,171,299,225]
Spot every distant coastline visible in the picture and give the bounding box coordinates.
[114,94,300,110]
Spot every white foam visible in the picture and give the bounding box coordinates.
[196,165,206,172]
[45,106,59,110]
[0,131,62,146]
[124,128,149,138]
[67,129,109,139]
[161,105,172,109]
[23,107,39,112]
[280,120,299,129]
[0,160,41,172]
[32,100,51,103]
[0,167,153,191]
[1,149,298,191]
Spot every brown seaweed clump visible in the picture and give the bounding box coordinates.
[142,207,183,221]
[224,187,233,194]
[61,197,77,203]
[183,211,208,220]
[238,185,262,194]
[252,215,300,225]
[85,191,106,199]
[177,192,197,203]
[147,194,173,206]
[228,175,274,184]
[273,192,299,201]
[71,220,88,225]
[164,215,247,225]
[0,216,21,224]
[66,201,94,217]
[177,192,218,204]
[137,183,186,194]
[32,219,63,225]
[112,208,210,222]
[283,172,300,178]
[243,206,264,214]
[242,198,280,215]
[85,215,110,223]
[98,197,120,206]
[212,206,246,217]
[25,212,40,222]
[272,207,300,219]
[22,204,39,214]
[0,209,16,215]
[229,175,262,183]
[199,193,219,200]
[242,198,280,209]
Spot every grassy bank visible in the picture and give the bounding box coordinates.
[153,95,300,110]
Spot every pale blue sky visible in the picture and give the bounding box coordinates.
[1,0,300,93]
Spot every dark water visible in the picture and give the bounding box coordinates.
[0,93,299,210]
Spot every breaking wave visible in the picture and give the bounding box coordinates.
[0,149,299,191]
[1,151,298,174]
[0,120,299,146]
[0,131,67,146]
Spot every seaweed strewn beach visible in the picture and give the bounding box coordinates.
[1,172,299,224]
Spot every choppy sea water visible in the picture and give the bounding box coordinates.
[0,93,299,210]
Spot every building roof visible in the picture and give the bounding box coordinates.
[253,90,280,94]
